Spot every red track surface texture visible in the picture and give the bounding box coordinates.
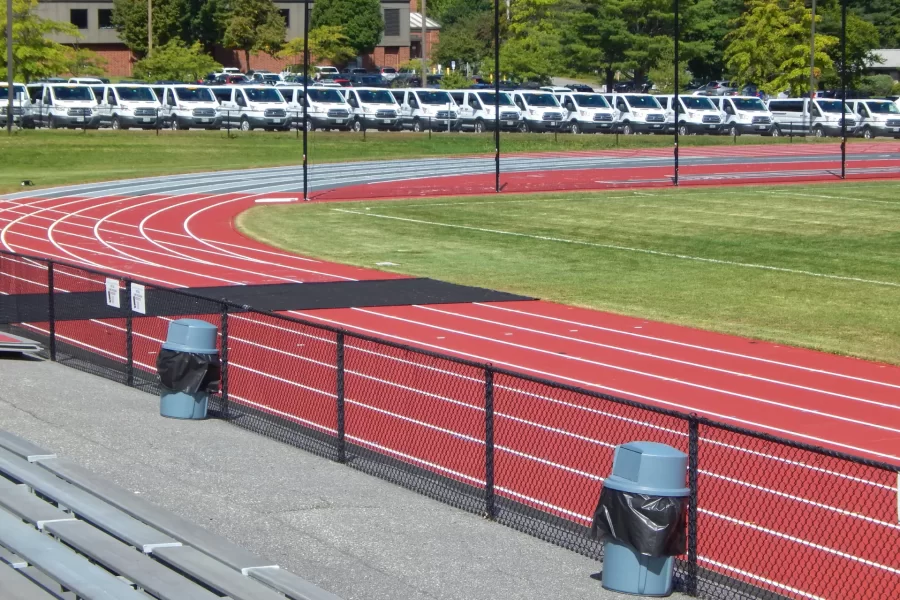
[2,145,900,599]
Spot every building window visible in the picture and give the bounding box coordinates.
[98,9,113,29]
[279,9,290,28]
[70,9,89,29]
[384,9,400,37]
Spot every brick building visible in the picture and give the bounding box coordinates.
[36,0,440,77]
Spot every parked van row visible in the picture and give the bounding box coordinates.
[8,81,899,138]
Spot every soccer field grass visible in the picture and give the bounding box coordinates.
[238,181,900,365]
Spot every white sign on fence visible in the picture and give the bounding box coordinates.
[131,283,146,315]
[105,278,120,308]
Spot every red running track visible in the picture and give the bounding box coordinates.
[2,147,900,599]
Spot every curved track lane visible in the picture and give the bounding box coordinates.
[2,143,900,600]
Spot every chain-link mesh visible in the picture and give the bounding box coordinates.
[4,251,900,600]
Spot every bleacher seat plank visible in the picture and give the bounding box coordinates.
[153,546,289,600]
[0,563,59,600]
[0,432,56,462]
[0,546,28,568]
[43,520,220,600]
[0,476,74,528]
[17,567,76,599]
[0,449,178,552]
[0,508,146,600]
[248,567,344,600]
[38,457,276,571]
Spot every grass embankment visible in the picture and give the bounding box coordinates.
[238,181,900,365]
[0,128,867,194]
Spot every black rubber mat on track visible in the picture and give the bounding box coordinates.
[1,279,533,323]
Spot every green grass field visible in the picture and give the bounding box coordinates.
[0,128,865,194]
[238,180,900,365]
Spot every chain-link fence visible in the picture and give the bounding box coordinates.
[2,248,899,599]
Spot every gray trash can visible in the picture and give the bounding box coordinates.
[156,319,220,420]
[592,441,689,597]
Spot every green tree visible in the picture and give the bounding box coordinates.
[499,30,560,83]
[439,69,470,89]
[432,11,492,71]
[859,74,895,96]
[310,0,384,57]
[112,0,227,56]
[818,1,880,90]
[278,25,357,67]
[647,40,692,93]
[222,0,285,71]
[1,0,79,82]
[857,0,900,48]
[724,0,836,97]
[66,47,108,77]
[429,0,490,28]
[132,39,221,81]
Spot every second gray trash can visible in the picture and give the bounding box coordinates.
[156,319,220,420]
[592,441,689,597]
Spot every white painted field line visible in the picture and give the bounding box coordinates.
[254,198,298,203]
[773,190,900,206]
[332,208,900,288]
[476,303,900,391]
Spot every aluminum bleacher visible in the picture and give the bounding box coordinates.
[0,430,342,600]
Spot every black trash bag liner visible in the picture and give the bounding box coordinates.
[591,486,687,557]
[156,349,220,394]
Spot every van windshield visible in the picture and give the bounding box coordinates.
[681,97,715,110]
[358,89,395,104]
[175,87,214,102]
[245,88,284,103]
[417,91,452,105]
[0,85,27,99]
[624,95,661,109]
[864,101,900,114]
[477,92,513,106]
[116,87,155,102]
[521,93,558,107]
[732,98,766,111]
[816,100,852,114]
[573,94,609,108]
[53,86,94,101]
[308,89,344,103]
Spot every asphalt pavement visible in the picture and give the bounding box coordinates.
[0,353,686,600]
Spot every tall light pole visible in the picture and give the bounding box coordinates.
[420,0,427,86]
[147,0,152,54]
[493,0,499,192]
[808,0,816,132]
[302,0,309,200]
[6,0,13,135]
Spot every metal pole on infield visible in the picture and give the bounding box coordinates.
[6,0,14,135]
[494,0,500,193]
[840,0,847,179]
[302,0,310,201]
[673,0,680,186]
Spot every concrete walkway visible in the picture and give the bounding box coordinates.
[0,355,686,600]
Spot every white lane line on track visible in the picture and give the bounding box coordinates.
[697,557,824,600]
[291,310,900,463]
[351,307,900,436]
[416,305,900,411]
[474,303,900,391]
[332,208,900,288]
[772,190,900,206]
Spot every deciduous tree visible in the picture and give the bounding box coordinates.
[66,47,109,77]
[310,0,383,57]
[1,0,80,82]
[132,39,221,81]
[222,0,286,71]
[279,25,357,67]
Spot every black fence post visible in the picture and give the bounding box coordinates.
[336,332,346,463]
[47,261,56,362]
[687,415,700,596]
[124,280,134,387]
[484,367,496,520]
[220,304,229,418]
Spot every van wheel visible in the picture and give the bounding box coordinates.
[621,121,633,135]
[728,125,739,137]
[813,125,825,138]
[770,126,781,137]
[412,119,423,133]
[352,119,362,132]
[240,118,252,132]
[519,121,530,133]
[170,118,180,131]
[111,116,124,131]
[571,121,582,134]
[862,126,873,140]
[677,122,689,136]
[48,116,58,130]
[305,119,315,132]
[474,119,485,134]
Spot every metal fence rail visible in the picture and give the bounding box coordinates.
[2,248,898,600]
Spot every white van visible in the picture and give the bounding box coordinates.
[510,91,564,132]
[96,84,161,130]
[68,77,105,85]
[210,85,290,131]
[555,92,616,134]
[31,83,101,129]
[390,88,460,132]
[658,95,723,135]
[602,93,667,134]
[766,98,857,137]
[314,66,340,80]
[281,86,352,131]
[447,90,521,132]
[0,83,30,127]
[342,87,400,131]
[159,85,221,130]
[848,99,900,139]
[709,96,774,136]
